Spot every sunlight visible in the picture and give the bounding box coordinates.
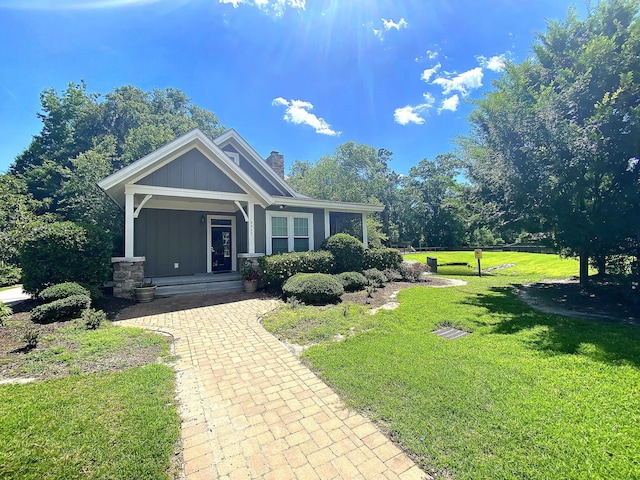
[0,0,164,10]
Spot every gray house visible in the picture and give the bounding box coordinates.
[98,128,384,297]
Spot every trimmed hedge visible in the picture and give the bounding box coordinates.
[320,234,365,273]
[20,221,112,295]
[363,268,387,288]
[364,248,403,271]
[258,251,335,290]
[282,273,344,305]
[337,271,368,292]
[30,294,91,324]
[38,282,90,303]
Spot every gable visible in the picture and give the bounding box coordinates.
[136,148,245,194]
[221,145,288,197]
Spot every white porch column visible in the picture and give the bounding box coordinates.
[248,201,255,254]
[362,212,368,248]
[324,209,330,239]
[125,193,135,257]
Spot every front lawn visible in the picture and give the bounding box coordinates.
[263,252,640,479]
[0,365,180,479]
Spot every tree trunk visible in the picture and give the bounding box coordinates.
[596,253,606,277]
[579,250,589,287]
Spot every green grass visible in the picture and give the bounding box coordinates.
[0,364,180,480]
[263,252,640,479]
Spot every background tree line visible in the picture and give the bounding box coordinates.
[1,0,639,288]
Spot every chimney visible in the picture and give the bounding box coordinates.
[266,151,285,179]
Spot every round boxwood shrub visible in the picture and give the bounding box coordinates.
[320,233,365,273]
[38,282,90,303]
[282,273,344,305]
[364,248,403,271]
[363,268,387,288]
[337,271,368,292]
[20,221,112,295]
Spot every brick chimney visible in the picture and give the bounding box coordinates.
[266,151,285,179]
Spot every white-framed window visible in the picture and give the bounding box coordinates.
[225,151,240,165]
[266,211,314,254]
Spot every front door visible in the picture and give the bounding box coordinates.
[211,226,232,272]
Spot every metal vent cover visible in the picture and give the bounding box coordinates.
[433,327,470,340]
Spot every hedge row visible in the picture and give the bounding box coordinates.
[258,250,334,289]
[30,294,91,324]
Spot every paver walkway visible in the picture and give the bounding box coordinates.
[117,295,430,480]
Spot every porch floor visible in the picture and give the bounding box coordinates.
[152,272,243,297]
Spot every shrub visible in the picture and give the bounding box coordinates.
[320,234,365,273]
[83,308,107,330]
[0,264,21,287]
[22,328,39,348]
[38,282,90,303]
[364,248,403,271]
[0,302,12,326]
[282,273,344,305]
[382,268,399,282]
[363,268,387,288]
[399,262,430,282]
[337,271,368,292]
[30,294,91,324]
[20,221,112,295]
[258,251,335,290]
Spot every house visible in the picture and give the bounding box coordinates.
[98,128,384,298]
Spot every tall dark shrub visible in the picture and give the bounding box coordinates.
[320,233,365,273]
[20,221,112,295]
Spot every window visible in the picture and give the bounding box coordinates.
[266,212,314,254]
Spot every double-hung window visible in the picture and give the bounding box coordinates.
[266,212,313,254]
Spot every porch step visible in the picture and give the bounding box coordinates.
[152,273,243,297]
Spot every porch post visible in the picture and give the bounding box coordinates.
[125,193,135,257]
[362,212,368,248]
[324,209,330,239]
[248,201,255,254]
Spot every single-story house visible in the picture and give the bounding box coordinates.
[98,128,384,297]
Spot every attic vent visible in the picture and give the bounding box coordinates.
[433,327,470,340]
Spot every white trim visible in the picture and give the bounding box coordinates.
[324,209,330,240]
[125,184,258,204]
[225,151,240,165]
[248,202,255,254]
[271,195,384,213]
[207,215,237,273]
[234,200,249,222]
[141,199,238,213]
[125,193,134,258]
[133,194,152,219]
[214,129,298,198]
[265,211,314,254]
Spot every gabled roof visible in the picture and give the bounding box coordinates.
[213,128,299,198]
[98,129,273,208]
[98,128,384,214]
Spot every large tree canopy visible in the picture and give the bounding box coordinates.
[462,0,640,284]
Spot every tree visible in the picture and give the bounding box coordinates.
[287,142,400,245]
[462,0,640,285]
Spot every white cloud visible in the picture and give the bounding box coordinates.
[432,67,483,96]
[393,93,435,125]
[421,63,441,82]
[219,0,305,16]
[426,49,438,60]
[438,94,460,114]
[373,17,408,40]
[271,97,340,136]
[477,54,507,72]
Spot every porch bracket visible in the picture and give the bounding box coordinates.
[133,194,153,219]
[234,200,249,222]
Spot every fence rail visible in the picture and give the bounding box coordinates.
[392,245,557,255]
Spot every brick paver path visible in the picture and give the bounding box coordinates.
[117,296,430,479]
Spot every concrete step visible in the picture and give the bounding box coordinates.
[156,279,243,297]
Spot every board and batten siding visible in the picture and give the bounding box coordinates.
[221,145,292,197]
[136,148,245,193]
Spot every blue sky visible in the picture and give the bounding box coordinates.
[0,0,585,175]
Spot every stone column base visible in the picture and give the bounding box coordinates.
[112,257,146,299]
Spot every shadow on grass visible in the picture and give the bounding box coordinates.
[464,286,640,367]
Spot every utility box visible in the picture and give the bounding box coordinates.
[426,256,438,273]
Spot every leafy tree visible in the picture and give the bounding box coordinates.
[462,0,640,284]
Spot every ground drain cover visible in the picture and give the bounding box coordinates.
[433,327,470,339]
